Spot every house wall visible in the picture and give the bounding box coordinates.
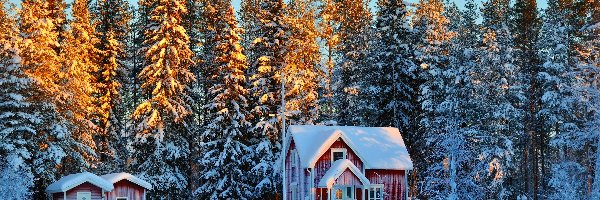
[105,180,146,200]
[313,139,364,186]
[286,141,308,200]
[365,170,406,200]
[334,169,362,186]
[51,182,105,200]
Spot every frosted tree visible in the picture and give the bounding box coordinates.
[131,0,195,198]
[285,0,321,125]
[246,0,289,197]
[18,0,92,197]
[315,0,339,123]
[0,3,34,197]
[61,0,101,171]
[536,1,586,198]
[332,0,371,126]
[195,3,253,199]
[364,0,414,130]
[92,0,131,174]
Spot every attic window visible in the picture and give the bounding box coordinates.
[290,149,298,167]
[331,148,347,163]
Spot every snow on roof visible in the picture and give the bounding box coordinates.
[317,159,370,188]
[289,125,413,170]
[46,172,114,193]
[100,172,153,190]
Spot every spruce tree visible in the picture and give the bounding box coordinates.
[92,0,131,174]
[366,0,414,130]
[61,0,101,172]
[131,0,195,198]
[246,0,289,197]
[195,3,253,199]
[0,2,34,198]
[285,0,321,125]
[18,0,91,197]
[332,0,371,126]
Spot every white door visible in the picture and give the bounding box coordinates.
[77,192,91,200]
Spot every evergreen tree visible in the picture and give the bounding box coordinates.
[0,2,34,198]
[61,0,101,172]
[332,0,371,126]
[246,0,289,197]
[18,0,91,197]
[366,0,414,131]
[315,0,339,124]
[131,0,195,198]
[195,3,253,199]
[285,0,321,125]
[92,0,132,174]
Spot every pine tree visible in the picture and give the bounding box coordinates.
[246,0,289,197]
[285,0,321,125]
[0,2,34,198]
[195,3,253,199]
[366,0,414,130]
[18,0,91,197]
[61,0,102,172]
[332,0,371,126]
[315,0,339,124]
[131,0,195,198]
[92,0,131,174]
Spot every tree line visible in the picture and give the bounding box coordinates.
[0,0,599,199]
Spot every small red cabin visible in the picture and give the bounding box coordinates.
[46,172,114,200]
[101,173,153,200]
[284,125,413,200]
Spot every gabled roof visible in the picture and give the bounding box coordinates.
[317,159,370,188]
[46,172,114,193]
[100,172,153,190]
[288,125,413,170]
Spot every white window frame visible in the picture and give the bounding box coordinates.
[331,148,347,163]
[368,184,384,200]
[76,192,91,200]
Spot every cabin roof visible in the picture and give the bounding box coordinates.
[46,172,114,193]
[288,125,413,170]
[317,159,370,188]
[100,172,153,190]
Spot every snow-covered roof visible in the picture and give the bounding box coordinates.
[288,125,413,170]
[100,172,153,190]
[46,172,114,193]
[317,159,370,188]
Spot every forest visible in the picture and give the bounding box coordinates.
[0,0,599,199]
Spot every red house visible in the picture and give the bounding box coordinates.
[284,125,413,200]
[101,173,153,200]
[46,172,114,200]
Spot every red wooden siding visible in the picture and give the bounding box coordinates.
[51,182,105,200]
[313,139,364,186]
[334,169,362,186]
[365,170,406,200]
[105,180,146,200]
[286,140,309,200]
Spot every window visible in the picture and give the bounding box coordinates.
[331,148,347,163]
[368,185,384,200]
[76,192,91,200]
[290,149,297,167]
[334,188,343,200]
